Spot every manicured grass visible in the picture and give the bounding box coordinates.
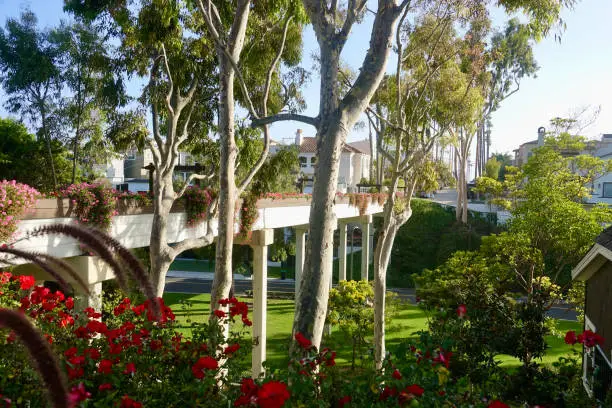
[162,292,580,370]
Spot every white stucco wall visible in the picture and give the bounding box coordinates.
[588,172,612,205]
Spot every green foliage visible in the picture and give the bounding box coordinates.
[327,280,402,369]
[388,200,499,287]
[505,129,612,286]
[250,146,300,196]
[0,118,73,192]
[484,158,501,180]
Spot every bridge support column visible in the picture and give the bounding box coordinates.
[294,226,308,299]
[250,229,274,378]
[360,215,372,281]
[338,222,348,282]
[12,255,114,311]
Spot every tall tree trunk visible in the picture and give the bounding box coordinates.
[71,83,84,184]
[149,172,175,297]
[211,57,238,312]
[373,182,405,369]
[40,104,58,189]
[291,0,403,353]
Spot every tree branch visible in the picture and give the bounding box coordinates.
[250,113,319,128]
[160,44,175,117]
[238,16,293,195]
[176,172,215,199]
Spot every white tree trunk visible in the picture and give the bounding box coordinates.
[211,57,238,312]
[291,0,404,353]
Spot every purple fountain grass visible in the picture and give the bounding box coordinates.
[95,231,160,319]
[0,309,68,408]
[30,224,129,291]
[30,224,161,320]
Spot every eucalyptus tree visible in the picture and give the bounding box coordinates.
[54,22,123,183]
[365,3,486,368]
[474,18,538,178]
[0,11,66,189]
[65,0,221,297]
[194,0,307,313]
[66,0,307,307]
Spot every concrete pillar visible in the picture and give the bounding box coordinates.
[12,255,114,312]
[338,222,348,281]
[360,215,372,281]
[76,281,103,311]
[294,226,308,298]
[250,229,274,378]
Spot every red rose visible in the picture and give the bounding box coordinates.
[405,384,425,397]
[68,383,91,406]
[98,383,112,391]
[98,359,113,374]
[214,309,227,319]
[65,297,74,310]
[488,400,510,408]
[564,330,577,345]
[257,381,290,408]
[67,365,84,380]
[338,395,352,407]
[18,275,35,290]
[294,332,312,350]
[433,349,452,368]
[392,369,402,380]
[456,304,467,318]
[120,396,143,408]
[192,356,218,379]
[123,362,136,375]
[224,343,240,355]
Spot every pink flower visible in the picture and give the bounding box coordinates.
[68,383,91,407]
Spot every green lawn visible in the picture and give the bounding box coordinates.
[162,292,580,370]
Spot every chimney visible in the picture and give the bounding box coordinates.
[537,126,546,147]
[295,129,303,146]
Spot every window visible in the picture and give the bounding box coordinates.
[126,151,136,160]
[603,183,612,198]
[299,157,307,168]
[310,157,317,166]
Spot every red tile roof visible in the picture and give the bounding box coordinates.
[298,137,366,154]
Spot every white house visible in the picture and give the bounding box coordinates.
[293,129,370,193]
[585,134,612,205]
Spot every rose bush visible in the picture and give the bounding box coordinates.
[0,272,598,407]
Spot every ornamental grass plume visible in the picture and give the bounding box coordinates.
[0,309,68,408]
[0,247,89,294]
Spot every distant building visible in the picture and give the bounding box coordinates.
[293,129,370,193]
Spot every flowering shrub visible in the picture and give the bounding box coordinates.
[182,186,216,227]
[347,193,388,216]
[239,193,259,240]
[0,273,254,407]
[61,183,118,232]
[0,273,598,407]
[0,180,39,243]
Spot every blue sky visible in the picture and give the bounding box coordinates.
[1,0,610,156]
